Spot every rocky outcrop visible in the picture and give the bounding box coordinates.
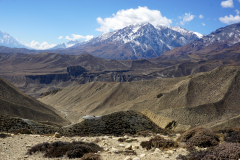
[141,109,191,131]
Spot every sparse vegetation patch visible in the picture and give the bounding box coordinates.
[140,136,178,150]
[178,128,219,147]
[26,141,102,159]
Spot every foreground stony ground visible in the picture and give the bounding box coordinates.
[0,133,189,160]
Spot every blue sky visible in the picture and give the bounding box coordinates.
[1,0,240,49]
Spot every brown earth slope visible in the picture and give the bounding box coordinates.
[39,66,240,129]
[0,76,68,126]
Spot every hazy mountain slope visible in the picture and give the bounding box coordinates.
[0,52,129,76]
[0,76,68,125]
[39,66,240,128]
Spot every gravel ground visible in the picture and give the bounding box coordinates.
[0,133,189,160]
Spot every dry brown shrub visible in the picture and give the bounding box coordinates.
[0,133,10,138]
[178,128,219,147]
[177,142,240,160]
[141,136,178,150]
[136,130,153,137]
[26,141,102,159]
[82,153,101,160]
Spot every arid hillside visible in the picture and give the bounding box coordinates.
[39,66,240,129]
[0,76,68,126]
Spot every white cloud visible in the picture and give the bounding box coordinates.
[96,6,172,33]
[58,36,63,39]
[180,13,195,25]
[219,14,240,24]
[221,0,234,8]
[199,14,204,19]
[25,40,56,50]
[65,34,94,41]
[236,9,240,15]
[202,23,206,26]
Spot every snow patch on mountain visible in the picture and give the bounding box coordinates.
[50,40,85,50]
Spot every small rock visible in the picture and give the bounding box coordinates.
[26,144,31,148]
[104,148,109,151]
[140,154,146,158]
[119,144,125,147]
[82,138,87,142]
[176,133,181,137]
[124,156,132,160]
[133,145,140,149]
[154,148,161,153]
[132,157,140,160]
[24,155,29,158]
[111,148,119,152]
[166,150,174,154]
[54,132,61,138]
[124,135,129,139]
[125,144,132,150]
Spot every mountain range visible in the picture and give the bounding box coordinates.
[2,22,240,132]
[54,23,202,59]
[1,23,240,97]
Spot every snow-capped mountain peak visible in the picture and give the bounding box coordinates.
[0,31,28,48]
[88,22,202,59]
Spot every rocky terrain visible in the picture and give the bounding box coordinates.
[0,131,189,160]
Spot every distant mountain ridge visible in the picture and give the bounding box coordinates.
[50,40,86,50]
[159,22,240,60]
[59,23,202,59]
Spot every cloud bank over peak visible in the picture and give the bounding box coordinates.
[96,6,172,33]
[25,40,56,50]
[65,34,94,41]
